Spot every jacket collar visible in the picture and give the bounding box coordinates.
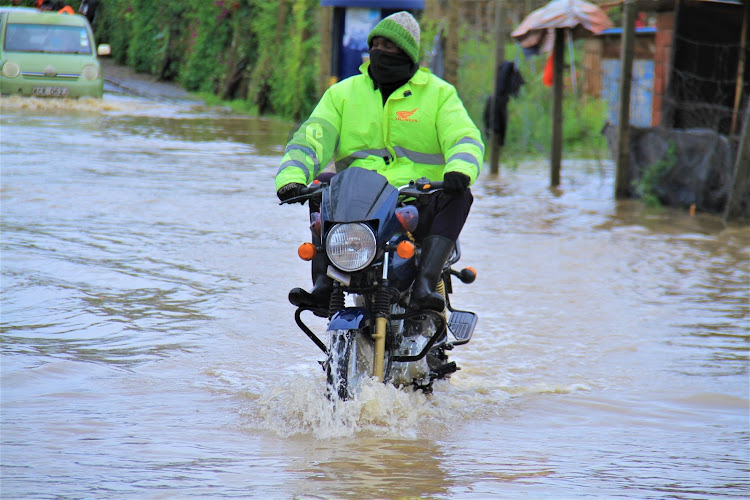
[359,61,430,86]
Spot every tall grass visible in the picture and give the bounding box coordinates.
[457,37,609,163]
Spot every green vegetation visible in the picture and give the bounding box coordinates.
[64,0,319,121]
[196,92,258,115]
[633,140,677,207]
[5,0,609,160]
[468,42,609,162]
[424,21,608,162]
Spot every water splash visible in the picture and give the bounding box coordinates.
[253,375,439,440]
[0,95,207,118]
[0,95,130,112]
[244,363,587,440]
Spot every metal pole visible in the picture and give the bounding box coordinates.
[567,29,577,94]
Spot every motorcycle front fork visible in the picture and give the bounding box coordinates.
[334,253,448,384]
[372,251,393,382]
[372,316,387,381]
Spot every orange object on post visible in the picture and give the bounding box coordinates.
[297,242,316,261]
[542,51,554,87]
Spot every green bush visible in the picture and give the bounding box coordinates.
[450,35,608,161]
[633,140,676,207]
[276,0,320,120]
[180,2,234,92]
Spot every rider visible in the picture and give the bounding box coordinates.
[275,11,484,312]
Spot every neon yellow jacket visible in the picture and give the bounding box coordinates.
[275,63,484,191]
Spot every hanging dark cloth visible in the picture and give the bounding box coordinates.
[483,61,525,146]
[79,0,99,24]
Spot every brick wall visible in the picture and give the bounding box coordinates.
[652,11,674,127]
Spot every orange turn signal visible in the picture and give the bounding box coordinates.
[458,266,477,283]
[396,240,415,259]
[298,242,317,261]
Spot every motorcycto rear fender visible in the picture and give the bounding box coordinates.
[327,307,372,331]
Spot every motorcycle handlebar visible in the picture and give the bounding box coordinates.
[278,182,326,205]
[280,176,445,205]
[398,178,444,198]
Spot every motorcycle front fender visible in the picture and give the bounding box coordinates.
[327,307,372,331]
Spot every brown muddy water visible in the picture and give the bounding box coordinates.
[1,87,748,499]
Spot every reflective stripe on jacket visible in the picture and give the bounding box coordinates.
[275,63,484,191]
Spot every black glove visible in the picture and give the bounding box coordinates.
[442,172,470,195]
[277,182,305,203]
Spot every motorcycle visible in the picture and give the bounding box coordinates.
[281,167,478,400]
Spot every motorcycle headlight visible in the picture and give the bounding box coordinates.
[326,223,377,272]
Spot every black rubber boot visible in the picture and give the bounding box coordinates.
[411,235,454,311]
[289,254,333,309]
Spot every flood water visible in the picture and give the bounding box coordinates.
[1,86,749,499]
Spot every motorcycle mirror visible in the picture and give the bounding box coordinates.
[395,206,418,232]
[310,212,321,238]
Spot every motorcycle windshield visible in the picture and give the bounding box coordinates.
[324,168,398,224]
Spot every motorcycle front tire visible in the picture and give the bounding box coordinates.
[326,329,388,401]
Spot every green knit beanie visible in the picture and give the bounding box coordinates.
[367,11,421,64]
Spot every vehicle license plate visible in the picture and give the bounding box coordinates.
[32,86,69,97]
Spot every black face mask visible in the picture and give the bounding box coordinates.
[368,49,418,86]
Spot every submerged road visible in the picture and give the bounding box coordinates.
[1,64,749,498]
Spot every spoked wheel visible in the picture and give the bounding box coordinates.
[325,329,384,401]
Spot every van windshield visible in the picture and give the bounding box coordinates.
[4,23,92,54]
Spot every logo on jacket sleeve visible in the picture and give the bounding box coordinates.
[396,108,418,122]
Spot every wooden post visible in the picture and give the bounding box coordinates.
[319,6,333,96]
[489,0,506,175]
[550,28,564,187]
[662,0,682,129]
[443,0,459,87]
[730,0,749,136]
[724,103,750,222]
[424,0,441,23]
[615,0,637,199]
